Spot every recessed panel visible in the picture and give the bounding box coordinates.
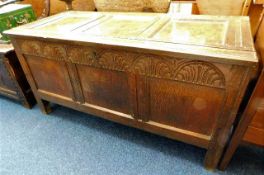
[151,19,228,47]
[26,55,73,98]
[149,78,225,136]
[83,15,158,38]
[35,14,102,32]
[77,65,130,114]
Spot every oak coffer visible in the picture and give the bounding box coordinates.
[0,44,35,107]
[5,12,258,169]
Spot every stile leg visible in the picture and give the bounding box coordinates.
[36,98,52,114]
[21,100,32,109]
[203,127,231,170]
[204,146,223,170]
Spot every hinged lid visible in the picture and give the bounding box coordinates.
[5,11,258,64]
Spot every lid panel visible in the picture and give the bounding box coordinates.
[35,14,103,33]
[150,19,228,48]
[83,15,159,38]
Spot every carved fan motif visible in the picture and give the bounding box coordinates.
[151,58,180,79]
[99,51,134,71]
[175,61,226,87]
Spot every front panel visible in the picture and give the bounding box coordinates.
[149,78,225,136]
[25,55,74,99]
[15,39,251,150]
[77,66,131,114]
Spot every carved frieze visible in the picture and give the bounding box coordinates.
[98,51,136,72]
[20,40,67,61]
[175,61,226,88]
[43,44,67,60]
[21,40,42,56]
[68,47,97,66]
[132,56,151,75]
[19,40,226,88]
[151,57,179,79]
[150,58,225,88]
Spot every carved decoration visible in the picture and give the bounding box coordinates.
[68,47,97,66]
[21,40,42,56]
[150,58,225,88]
[98,51,135,71]
[20,40,226,88]
[43,44,67,60]
[20,40,67,61]
[151,60,172,78]
[151,58,178,79]
[131,56,150,75]
[175,61,226,88]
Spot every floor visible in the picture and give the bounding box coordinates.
[0,97,263,175]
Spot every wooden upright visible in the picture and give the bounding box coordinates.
[219,3,264,170]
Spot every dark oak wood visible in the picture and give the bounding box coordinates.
[219,4,264,170]
[5,12,258,170]
[0,44,35,108]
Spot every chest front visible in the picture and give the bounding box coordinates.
[5,12,259,169]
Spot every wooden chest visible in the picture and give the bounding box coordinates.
[0,4,36,42]
[0,44,35,107]
[5,12,258,169]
